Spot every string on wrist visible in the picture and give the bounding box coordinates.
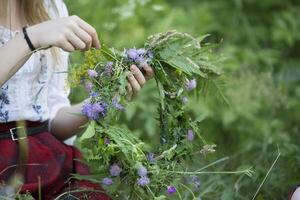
[22,26,36,52]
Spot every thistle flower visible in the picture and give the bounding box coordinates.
[147,152,156,163]
[126,49,139,61]
[125,48,152,68]
[82,101,108,120]
[137,176,150,186]
[84,82,93,92]
[102,177,113,186]
[137,165,148,177]
[110,163,122,176]
[112,97,124,111]
[87,69,98,78]
[186,79,197,91]
[167,186,176,194]
[104,138,110,145]
[137,48,146,55]
[104,62,114,76]
[90,91,99,97]
[187,129,195,141]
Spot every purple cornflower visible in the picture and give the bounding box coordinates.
[137,48,146,55]
[90,91,99,97]
[137,176,150,186]
[126,49,139,61]
[137,165,148,177]
[104,138,110,145]
[112,97,124,111]
[109,164,122,176]
[187,129,195,141]
[186,79,197,91]
[82,101,108,120]
[102,177,113,186]
[125,48,152,68]
[182,96,189,104]
[87,69,98,78]
[147,152,156,163]
[84,82,93,92]
[104,62,114,76]
[167,186,176,195]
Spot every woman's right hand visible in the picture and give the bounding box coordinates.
[27,15,100,52]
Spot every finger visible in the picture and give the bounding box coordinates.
[73,26,92,50]
[126,83,133,101]
[142,64,155,80]
[61,41,75,52]
[130,65,146,87]
[76,17,100,49]
[127,73,141,96]
[67,32,86,50]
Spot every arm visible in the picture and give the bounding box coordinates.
[50,102,87,141]
[0,33,32,86]
[0,15,100,87]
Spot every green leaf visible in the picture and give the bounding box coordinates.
[80,121,96,141]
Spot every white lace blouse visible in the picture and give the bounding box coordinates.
[0,0,71,126]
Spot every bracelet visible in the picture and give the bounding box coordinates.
[22,26,36,52]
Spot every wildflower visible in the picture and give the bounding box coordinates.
[109,163,122,176]
[90,91,99,97]
[112,97,124,111]
[137,165,148,177]
[104,62,114,76]
[182,96,189,104]
[200,144,217,155]
[137,48,146,55]
[147,152,156,163]
[102,177,113,186]
[186,79,197,91]
[187,129,195,141]
[167,186,176,194]
[87,69,98,78]
[126,49,139,61]
[104,138,110,145]
[81,101,108,120]
[84,82,93,92]
[125,48,152,68]
[137,176,150,186]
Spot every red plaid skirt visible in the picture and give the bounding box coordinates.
[0,121,111,200]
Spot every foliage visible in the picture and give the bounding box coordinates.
[68,30,251,199]
[65,0,300,199]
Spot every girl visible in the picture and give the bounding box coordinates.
[0,0,154,199]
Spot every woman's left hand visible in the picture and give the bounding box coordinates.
[126,64,154,100]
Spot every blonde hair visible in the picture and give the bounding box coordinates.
[0,0,60,63]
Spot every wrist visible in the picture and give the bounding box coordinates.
[22,27,36,52]
[26,25,41,49]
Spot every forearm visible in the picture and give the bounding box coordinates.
[50,102,88,141]
[0,33,32,86]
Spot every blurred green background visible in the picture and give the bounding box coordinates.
[65,0,300,199]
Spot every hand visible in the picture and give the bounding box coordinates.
[126,64,154,100]
[27,15,100,52]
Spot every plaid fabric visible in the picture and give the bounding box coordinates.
[0,128,111,200]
